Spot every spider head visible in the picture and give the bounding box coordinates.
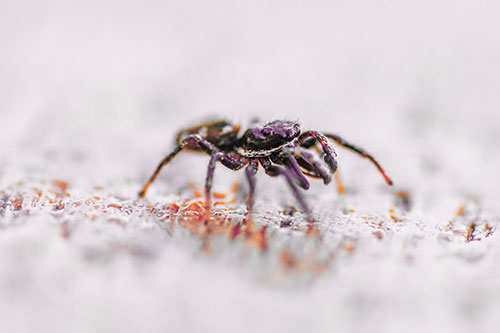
[241,120,301,151]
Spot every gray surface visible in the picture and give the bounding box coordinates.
[1,1,500,332]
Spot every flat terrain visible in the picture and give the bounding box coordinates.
[1,1,500,332]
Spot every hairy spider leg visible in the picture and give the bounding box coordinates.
[259,157,313,222]
[322,132,393,186]
[276,153,310,190]
[282,147,332,185]
[138,145,183,198]
[298,131,338,174]
[205,152,246,207]
[244,159,259,217]
[138,134,244,198]
[293,140,331,178]
[297,134,346,193]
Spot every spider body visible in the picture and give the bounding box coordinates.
[238,120,301,155]
[139,119,393,221]
[174,120,240,152]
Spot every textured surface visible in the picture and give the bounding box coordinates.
[2,1,500,332]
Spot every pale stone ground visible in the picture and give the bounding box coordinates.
[1,1,500,332]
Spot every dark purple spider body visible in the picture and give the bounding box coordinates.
[239,120,301,154]
[139,119,393,222]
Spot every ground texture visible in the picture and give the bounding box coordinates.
[1,118,499,332]
[1,1,500,332]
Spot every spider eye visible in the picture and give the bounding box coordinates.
[262,128,272,135]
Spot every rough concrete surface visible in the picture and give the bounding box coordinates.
[1,1,500,332]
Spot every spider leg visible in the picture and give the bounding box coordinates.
[138,134,244,198]
[204,152,246,206]
[282,147,332,185]
[298,131,338,174]
[276,153,310,190]
[138,145,184,198]
[294,149,344,194]
[270,145,310,189]
[296,133,345,193]
[322,132,393,186]
[259,157,313,222]
[297,135,316,149]
[244,159,259,217]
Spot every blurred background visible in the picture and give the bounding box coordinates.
[2,0,499,163]
[1,1,500,332]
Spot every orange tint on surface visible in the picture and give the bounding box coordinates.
[334,172,345,194]
[395,191,410,211]
[167,203,181,214]
[213,192,227,199]
[279,251,299,271]
[344,241,356,253]
[230,182,241,193]
[12,197,23,211]
[465,223,476,242]
[18,183,345,278]
[33,188,43,198]
[61,221,69,238]
[228,223,241,240]
[52,180,68,193]
[247,226,269,251]
[306,225,322,240]
[107,203,122,209]
[279,249,336,276]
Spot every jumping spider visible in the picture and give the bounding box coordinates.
[139,119,393,221]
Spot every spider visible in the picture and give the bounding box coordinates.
[138,119,393,221]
